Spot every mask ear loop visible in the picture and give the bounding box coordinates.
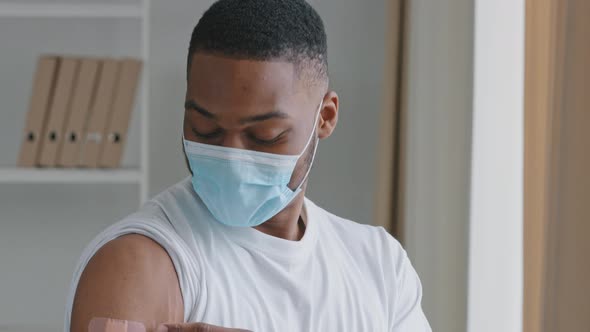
[297,101,323,158]
[294,100,323,191]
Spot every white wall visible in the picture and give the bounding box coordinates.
[0,185,138,329]
[402,1,473,331]
[467,0,524,331]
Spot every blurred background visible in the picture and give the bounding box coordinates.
[1,0,588,332]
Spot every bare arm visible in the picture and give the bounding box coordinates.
[70,234,251,332]
[70,234,184,332]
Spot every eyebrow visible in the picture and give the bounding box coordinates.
[184,99,290,124]
[239,110,290,124]
[185,100,216,119]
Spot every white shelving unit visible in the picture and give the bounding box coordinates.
[0,0,150,203]
[0,168,142,183]
[0,2,151,330]
[0,324,61,332]
[0,2,152,330]
[0,3,143,18]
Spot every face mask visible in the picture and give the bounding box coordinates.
[183,101,322,227]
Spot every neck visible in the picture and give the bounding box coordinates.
[253,192,306,241]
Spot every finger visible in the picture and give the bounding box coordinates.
[159,322,252,332]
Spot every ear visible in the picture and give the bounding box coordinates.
[318,90,339,140]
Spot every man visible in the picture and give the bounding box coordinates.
[66,0,431,331]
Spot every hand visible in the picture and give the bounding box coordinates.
[157,323,252,332]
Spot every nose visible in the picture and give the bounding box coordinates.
[220,133,247,150]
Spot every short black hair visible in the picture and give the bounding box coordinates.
[187,0,328,85]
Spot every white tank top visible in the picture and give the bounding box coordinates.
[64,177,431,331]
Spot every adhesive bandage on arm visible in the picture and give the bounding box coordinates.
[88,317,146,332]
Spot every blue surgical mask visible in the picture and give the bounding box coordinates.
[183,102,322,227]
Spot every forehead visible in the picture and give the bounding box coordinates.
[187,53,309,112]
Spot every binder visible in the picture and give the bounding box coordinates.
[38,57,80,167]
[79,59,119,168]
[17,56,60,167]
[57,58,100,167]
[99,58,143,168]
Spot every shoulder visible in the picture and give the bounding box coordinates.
[89,233,173,270]
[310,199,408,278]
[77,234,178,290]
[315,201,404,254]
[148,176,198,212]
[146,176,211,231]
[66,178,205,330]
[311,203,430,329]
[70,234,183,331]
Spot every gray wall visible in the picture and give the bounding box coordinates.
[307,0,386,224]
[402,1,473,332]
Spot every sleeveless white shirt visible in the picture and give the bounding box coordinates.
[64,177,431,331]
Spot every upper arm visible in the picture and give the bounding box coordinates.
[70,234,184,332]
[374,228,431,332]
[390,254,431,331]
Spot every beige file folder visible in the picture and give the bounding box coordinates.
[17,56,60,167]
[79,59,119,168]
[57,58,100,167]
[38,57,79,167]
[99,58,143,168]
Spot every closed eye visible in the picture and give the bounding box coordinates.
[247,130,290,146]
[192,127,223,139]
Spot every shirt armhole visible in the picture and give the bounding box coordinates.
[63,218,202,332]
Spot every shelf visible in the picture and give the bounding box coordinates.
[0,3,143,18]
[0,325,59,332]
[0,167,142,183]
